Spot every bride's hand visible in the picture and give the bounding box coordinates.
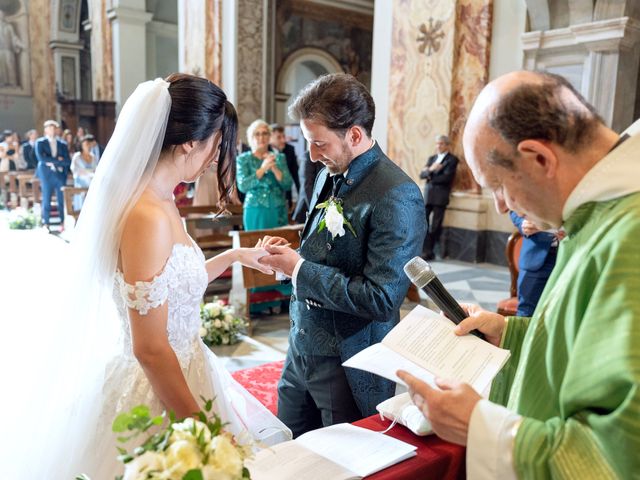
[255,235,290,248]
[236,247,274,275]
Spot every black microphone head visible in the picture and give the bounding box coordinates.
[403,256,436,289]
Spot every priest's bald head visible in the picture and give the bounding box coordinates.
[463,70,620,230]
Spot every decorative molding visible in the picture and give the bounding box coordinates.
[417,18,445,56]
[301,0,374,17]
[289,1,373,30]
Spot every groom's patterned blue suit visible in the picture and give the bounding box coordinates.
[279,142,426,434]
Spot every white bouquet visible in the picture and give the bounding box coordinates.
[77,400,252,480]
[200,299,247,346]
[7,206,39,229]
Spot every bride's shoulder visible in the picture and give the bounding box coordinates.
[120,196,174,279]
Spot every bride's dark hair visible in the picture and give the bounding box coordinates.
[163,73,237,205]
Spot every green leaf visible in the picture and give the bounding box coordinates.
[75,474,91,480]
[183,469,204,480]
[131,405,150,418]
[315,201,329,209]
[112,413,133,433]
[344,218,357,238]
[318,218,326,232]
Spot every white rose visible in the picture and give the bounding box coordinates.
[224,314,234,323]
[171,418,212,445]
[325,203,346,239]
[205,304,221,317]
[201,465,233,480]
[214,319,222,329]
[222,335,230,345]
[165,440,202,478]
[122,451,166,480]
[199,327,208,337]
[207,435,244,477]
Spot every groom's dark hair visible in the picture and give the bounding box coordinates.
[289,73,375,137]
[163,73,238,206]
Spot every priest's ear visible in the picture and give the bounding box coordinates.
[516,139,559,179]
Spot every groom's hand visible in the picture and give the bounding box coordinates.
[259,245,300,277]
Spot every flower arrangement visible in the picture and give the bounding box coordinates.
[316,197,357,240]
[76,400,252,480]
[7,206,39,230]
[199,299,247,346]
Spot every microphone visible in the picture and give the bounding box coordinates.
[404,256,484,339]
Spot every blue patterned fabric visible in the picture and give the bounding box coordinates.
[291,143,427,416]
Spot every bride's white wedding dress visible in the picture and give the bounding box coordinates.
[71,240,290,478]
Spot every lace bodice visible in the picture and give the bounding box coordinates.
[113,243,207,362]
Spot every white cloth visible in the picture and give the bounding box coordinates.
[48,136,57,158]
[434,152,447,165]
[467,119,640,478]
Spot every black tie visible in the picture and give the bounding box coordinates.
[331,174,345,197]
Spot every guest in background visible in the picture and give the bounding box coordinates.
[21,129,38,170]
[70,134,98,210]
[236,119,292,230]
[0,141,14,172]
[74,126,86,152]
[420,134,459,260]
[62,129,76,156]
[35,119,71,228]
[509,212,562,316]
[292,150,322,224]
[3,131,22,169]
[270,123,300,208]
[90,136,102,162]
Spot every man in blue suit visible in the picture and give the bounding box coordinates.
[35,120,71,228]
[260,74,426,437]
[509,211,561,316]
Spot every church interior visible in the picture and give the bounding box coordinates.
[1,0,639,478]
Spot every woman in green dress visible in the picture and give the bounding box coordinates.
[236,119,292,230]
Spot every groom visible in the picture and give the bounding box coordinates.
[260,73,426,437]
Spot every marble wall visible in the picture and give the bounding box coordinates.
[89,0,113,101]
[387,0,456,180]
[236,0,266,137]
[27,0,56,129]
[179,0,221,85]
[449,0,493,191]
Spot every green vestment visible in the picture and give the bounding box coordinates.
[490,193,640,479]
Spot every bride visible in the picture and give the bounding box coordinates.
[3,74,290,478]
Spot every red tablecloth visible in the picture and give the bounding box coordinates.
[232,361,466,479]
[354,415,465,480]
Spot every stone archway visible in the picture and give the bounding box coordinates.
[274,47,344,125]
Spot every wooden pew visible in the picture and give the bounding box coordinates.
[17,172,38,208]
[228,224,304,334]
[178,204,243,256]
[61,186,89,224]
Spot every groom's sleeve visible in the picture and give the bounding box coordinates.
[295,182,426,319]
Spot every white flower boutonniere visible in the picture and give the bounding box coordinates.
[316,197,357,240]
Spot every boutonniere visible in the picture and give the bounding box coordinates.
[316,197,357,240]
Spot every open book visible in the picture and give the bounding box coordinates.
[247,423,417,480]
[343,305,510,395]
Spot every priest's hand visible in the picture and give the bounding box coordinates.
[397,371,481,446]
[456,303,506,347]
[259,244,300,277]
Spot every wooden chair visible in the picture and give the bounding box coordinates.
[496,230,523,316]
[61,186,89,223]
[0,170,8,206]
[228,224,304,334]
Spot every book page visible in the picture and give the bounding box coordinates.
[382,305,510,393]
[296,424,417,478]
[246,441,356,480]
[342,343,439,388]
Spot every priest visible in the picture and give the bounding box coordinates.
[399,70,640,479]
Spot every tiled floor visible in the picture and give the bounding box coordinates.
[214,259,511,372]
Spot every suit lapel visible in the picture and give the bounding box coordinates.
[301,169,330,241]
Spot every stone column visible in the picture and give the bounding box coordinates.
[107,0,152,108]
[523,15,640,132]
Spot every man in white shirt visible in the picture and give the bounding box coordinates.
[419,135,458,260]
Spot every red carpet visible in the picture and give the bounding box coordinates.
[231,360,284,415]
